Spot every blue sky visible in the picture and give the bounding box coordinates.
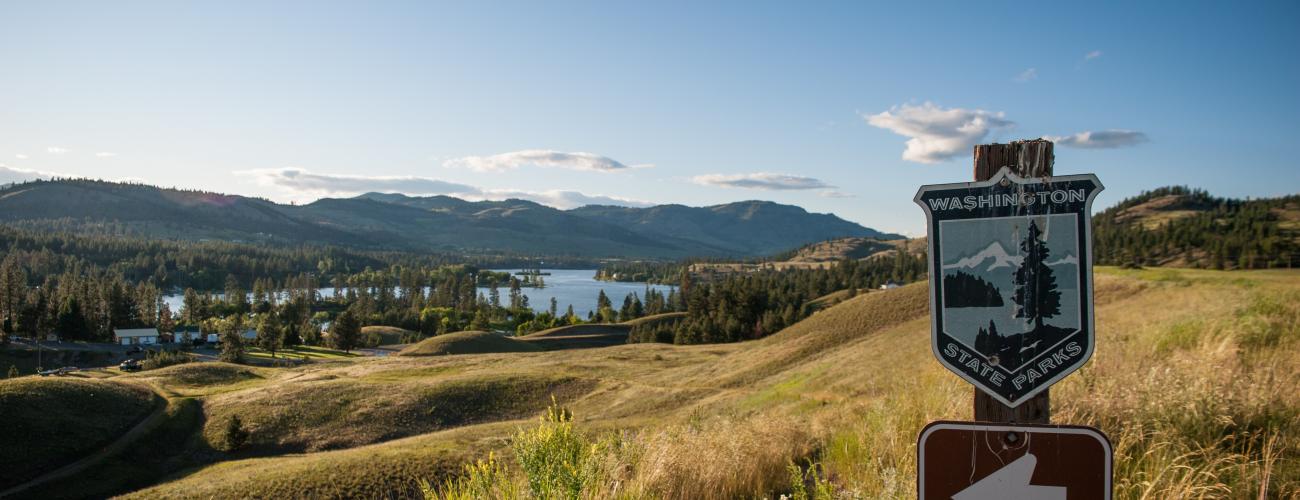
[1,1,1297,235]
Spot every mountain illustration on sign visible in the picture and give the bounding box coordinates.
[972,219,1074,368]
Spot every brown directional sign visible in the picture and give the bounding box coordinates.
[918,421,1112,500]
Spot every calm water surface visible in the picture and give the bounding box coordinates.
[162,269,674,319]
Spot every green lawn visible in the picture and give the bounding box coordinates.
[244,345,361,361]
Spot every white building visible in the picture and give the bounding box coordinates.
[115,328,159,346]
[173,327,201,343]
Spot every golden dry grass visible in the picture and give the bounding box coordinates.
[119,267,1299,499]
[363,325,419,345]
[622,312,688,327]
[399,331,544,356]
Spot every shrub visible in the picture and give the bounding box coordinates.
[786,461,837,500]
[420,452,521,500]
[422,398,607,500]
[140,349,192,371]
[219,415,250,452]
[512,400,603,499]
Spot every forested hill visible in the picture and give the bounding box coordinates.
[1093,186,1299,269]
[0,179,891,259]
[567,202,902,256]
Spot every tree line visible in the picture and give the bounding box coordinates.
[630,249,926,344]
[0,223,601,292]
[1092,186,1299,270]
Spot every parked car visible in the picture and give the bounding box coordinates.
[119,359,142,372]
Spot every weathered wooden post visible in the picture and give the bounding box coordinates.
[972,139,1052,424]
[915,139,1112,498]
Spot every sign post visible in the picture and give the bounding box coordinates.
[973,141,1054,422]
[913,139,1113,498]
[915,140,1103,414]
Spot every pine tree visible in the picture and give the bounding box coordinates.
[1012,220,1062,329]
[220,415,250,452]
[469,309,489,331]
[0,255,26,346]
[220,316,246,364]
[157,302,176,340]
[224,275,249,314]
[256,313,283,358]
[330,308,361,352]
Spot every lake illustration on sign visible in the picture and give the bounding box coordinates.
[939,214,1080,371]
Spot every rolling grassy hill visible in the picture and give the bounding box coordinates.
[398,331,544,356]
[518,324,632,350]
[362,326,419,346]
[0,378,159,490]
[3,267,1295,498]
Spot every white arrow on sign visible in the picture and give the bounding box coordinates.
[952,453,1065,500]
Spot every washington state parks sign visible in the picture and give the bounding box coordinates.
[915,168,1104,407]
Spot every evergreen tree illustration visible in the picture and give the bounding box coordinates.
[1012,219,1062,330]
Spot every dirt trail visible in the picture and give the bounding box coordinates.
[0,384,170,499]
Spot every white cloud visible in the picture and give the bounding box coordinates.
[239,167,479,197]
[1085,50,1103,60]
[1014,68,1038,82]
[864,102,1014,163]
[691,172,833,191]
[443,149,648,173]
[14,154,28,160]
[234,167,649,210]
[818,190,855,199]
[95,152,117,158]
[47,147,68,155]
[1046,129,1148,149]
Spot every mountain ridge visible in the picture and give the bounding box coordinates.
[0,179,896,259]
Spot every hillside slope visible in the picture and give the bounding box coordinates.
[1093,186,1299,269]
[569,201,901,256]
[69,268,1300,498]
[398,331,544,356]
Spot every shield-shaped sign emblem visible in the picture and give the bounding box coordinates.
[915,168,1103,407]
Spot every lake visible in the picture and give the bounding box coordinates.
[162,269,675,319]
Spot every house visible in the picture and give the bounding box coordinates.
[879,280,901,290]
[208,329,258,344]
[115,328,159,346]
[173,326,201,343]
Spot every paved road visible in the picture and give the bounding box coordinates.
[0,384,170,499]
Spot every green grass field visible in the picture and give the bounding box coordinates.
[8,267,1297,499]
[245,345,361,362]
